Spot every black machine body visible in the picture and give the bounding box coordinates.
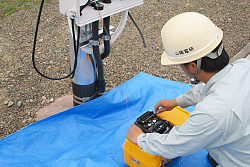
[135,110,173,134]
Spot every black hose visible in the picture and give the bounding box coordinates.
[128,11,146,48]
[92,21,106,93]
[101,16,111,60]
[32,0,79,80]
[92,21,104,81]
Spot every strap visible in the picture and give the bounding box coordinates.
[206,44,224,59]
[190,58,201,86]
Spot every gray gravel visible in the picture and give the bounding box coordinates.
[0,0,250,139]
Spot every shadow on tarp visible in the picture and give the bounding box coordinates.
[0,72,212,167]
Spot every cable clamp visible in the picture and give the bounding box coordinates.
[89,39,100,46]
[103,35,110,41]
[65,10,76,19]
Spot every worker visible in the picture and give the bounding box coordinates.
[126,12,250,167]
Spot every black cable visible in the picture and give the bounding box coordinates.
[128,11,146,48]
[80,0,90,16]
[32,0,79,80]
[70,24,80,79]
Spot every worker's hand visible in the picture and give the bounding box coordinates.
[126,124,144,144]
[155,98,177,114]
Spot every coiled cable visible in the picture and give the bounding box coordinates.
[32,0,79,80]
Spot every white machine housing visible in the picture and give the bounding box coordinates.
[59,0,143,26]
[58,0,143,105]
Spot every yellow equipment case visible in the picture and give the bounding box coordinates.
[123,106,190,167]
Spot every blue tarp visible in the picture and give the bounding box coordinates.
[0,72,212,167]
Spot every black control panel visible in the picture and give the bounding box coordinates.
[134,110,173,134]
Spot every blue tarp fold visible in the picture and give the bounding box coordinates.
[0,72,212,167]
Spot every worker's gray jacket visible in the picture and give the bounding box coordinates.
[137,59,250,167]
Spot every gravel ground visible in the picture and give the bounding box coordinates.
[0,0,249,139]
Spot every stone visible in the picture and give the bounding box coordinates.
[17,101,22,107]
[8,101,14,107]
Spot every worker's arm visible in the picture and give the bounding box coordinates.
[155,98,178,114]
[136,111,222,159]
[176,83,205,108]
[155,83,205,114]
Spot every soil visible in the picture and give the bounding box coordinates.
[0,0,249,139]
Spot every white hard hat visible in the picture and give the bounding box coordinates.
[161,12,223,65]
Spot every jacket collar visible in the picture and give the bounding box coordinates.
[201,64,233,98]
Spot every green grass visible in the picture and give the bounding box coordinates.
[0,0,32,18]
[0,0,56,18]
